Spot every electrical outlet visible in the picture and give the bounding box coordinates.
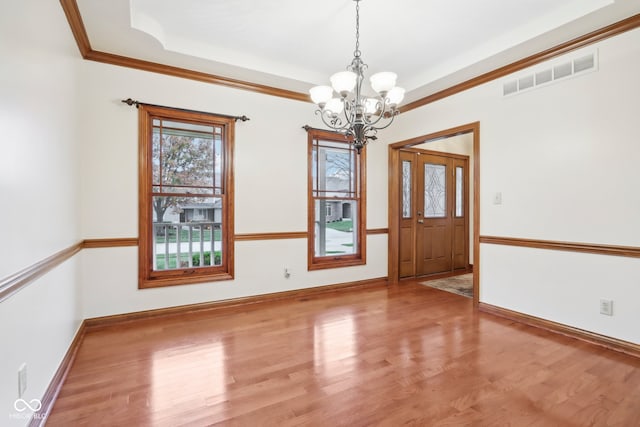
[600,299,613,316]
[18,363,27,398]
[493,192,502,205]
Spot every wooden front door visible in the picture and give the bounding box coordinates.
[399,149,469,278]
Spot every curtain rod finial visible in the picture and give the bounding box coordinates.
[121,98,138,107]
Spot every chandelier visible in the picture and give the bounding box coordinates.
[309,0,404,153]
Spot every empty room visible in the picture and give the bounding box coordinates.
[1,0,639,425]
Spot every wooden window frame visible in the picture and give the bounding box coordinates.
[138,104,234,289]
[307,129,366,270]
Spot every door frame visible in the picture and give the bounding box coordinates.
[388,122,480,306]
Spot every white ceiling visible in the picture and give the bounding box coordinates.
[76,0,640,103]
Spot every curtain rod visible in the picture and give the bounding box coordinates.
[302,125,347,135]
[302,125,362,140]
[121,98,250,122]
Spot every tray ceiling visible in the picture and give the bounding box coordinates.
[76,0,640,103]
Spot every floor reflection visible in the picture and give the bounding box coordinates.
[313,310,357,376]
[151,340,227,420]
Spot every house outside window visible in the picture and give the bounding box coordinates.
[307,128,366,270]
[138,104,234,288]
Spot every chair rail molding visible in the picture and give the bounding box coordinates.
[480,235,640,258]
[0,242,82,303]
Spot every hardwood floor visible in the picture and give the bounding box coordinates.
[47,281,640,426]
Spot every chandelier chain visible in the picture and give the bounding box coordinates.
[354,0,361,58]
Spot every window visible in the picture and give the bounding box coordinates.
[307,129,366,270]
[402,160,412,218]
[138,105,234,288]
[455,166,464,217]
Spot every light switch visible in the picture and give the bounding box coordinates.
[493,192,502,205]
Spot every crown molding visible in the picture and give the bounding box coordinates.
[60,2,640,109]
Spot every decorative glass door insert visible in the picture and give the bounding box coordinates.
[424,163,446,218]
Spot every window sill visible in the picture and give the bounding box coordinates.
[308,256,365,271]
[139,272,233,289]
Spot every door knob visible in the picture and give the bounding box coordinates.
[417,219,424,224]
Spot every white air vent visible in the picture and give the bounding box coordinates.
[553,62,572,79]
[518,75,534,90]
[574,54,595,73]
[503,81,518,96]
[535,69,552,85]
[503,51,597,97]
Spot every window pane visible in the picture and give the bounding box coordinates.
[314,200,357,257]
[160,133,214,188]
[424,163,446,218]
[455,166,463,217]
[152,196,222,271]
[313,141,356,198]
[402,160,411,218]
[152,130,160,185]
[152,119,217,190]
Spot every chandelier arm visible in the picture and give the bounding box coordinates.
[315,109,351,132]
[368,110,399,132]
[365,101,385,126]
[316,110,341,130]
[361,99,391,127]
[364,128,378,139]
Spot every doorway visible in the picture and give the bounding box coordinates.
[388,122,480,305]
[399,149,469,277]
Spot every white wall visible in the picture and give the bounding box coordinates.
[0,1,83,425]
[77,60,388,318]
[386,29,640,343]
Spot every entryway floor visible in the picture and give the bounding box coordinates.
[420,273,473,298]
